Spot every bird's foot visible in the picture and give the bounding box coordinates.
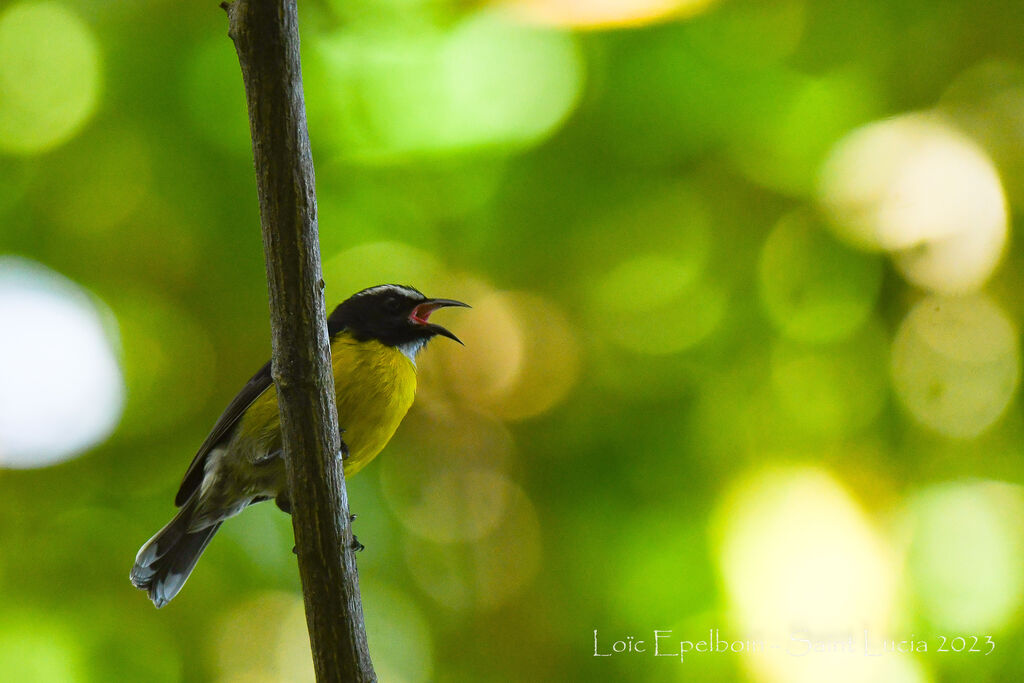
[290,514,363,553]
[339,429,349,460]
[276,496,292,515]
[348,513,363,551]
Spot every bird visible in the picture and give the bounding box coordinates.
[130,284,468,607]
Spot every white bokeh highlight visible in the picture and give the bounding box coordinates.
[0,257,123,467]
[715,467,904,683]
[819,114,1008,294]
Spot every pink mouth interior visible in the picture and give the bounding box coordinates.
[410,303,438,325]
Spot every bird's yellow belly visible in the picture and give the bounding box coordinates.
[236,336,417,478]
[330,336,417,475]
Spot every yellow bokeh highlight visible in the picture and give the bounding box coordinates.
[218,673,282,683]
[508,0,719,29]
[387,466,514,544]
[819,114,1008,294]
[493,292,580,419]
[240,581,435,683]
[891,294,1020,439]
[714,467,900,683]
[0,2,100,154]
[212,592,301,683]
[403,477,542,611]
[275,598,317,683]
[433,289,580,420]
[436,288,524,408]
[227,583,436,683]
[899,481,1024,633]
[216,590,434,683]
[382,408,515,542]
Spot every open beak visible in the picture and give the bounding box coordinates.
[410,298,470,344]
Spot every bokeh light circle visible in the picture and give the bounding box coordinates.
[509,0,719,29]
[212,592,319,683]
[403,478,542,611]
[0,257,123,467]
[434,289,580,420]
[891,294,1020,438]
[590,253,726,355]
[940,61,1024,210]
[731,69,880,196]
[442,10,584,148]
[901,481,1024,632]
[255,579,436,683]
[0,2,101,155]
[219,585,434,683]
[715,467,898,683]
[435,288,524,409]
[390,467,514,544]
[759,211,882,343]
[306,9,583,161]
[381,409,516,543]
[819,114,1008,293]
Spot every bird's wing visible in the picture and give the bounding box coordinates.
[174,359,272,506]
[173,309,349,507]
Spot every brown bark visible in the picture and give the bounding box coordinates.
[221,1,376,680]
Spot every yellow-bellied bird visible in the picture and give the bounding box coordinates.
[130,284,468,607]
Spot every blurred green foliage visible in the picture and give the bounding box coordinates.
[2,0,1024,681]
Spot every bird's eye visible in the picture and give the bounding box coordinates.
[385,296,403,313]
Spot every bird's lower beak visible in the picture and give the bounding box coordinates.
[411,298,470,344]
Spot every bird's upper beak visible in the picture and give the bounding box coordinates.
[410,298,470,344]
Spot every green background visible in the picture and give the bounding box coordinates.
[2,0,1024,681]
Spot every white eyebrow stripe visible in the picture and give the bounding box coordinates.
[355,284,424,299]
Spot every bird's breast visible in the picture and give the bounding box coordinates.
[234,335,416,479]
[329,335,417,476]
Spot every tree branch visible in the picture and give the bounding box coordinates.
[221,1,376,680]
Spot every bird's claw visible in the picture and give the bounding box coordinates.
[349,513,362,550]
[339,429,349,460]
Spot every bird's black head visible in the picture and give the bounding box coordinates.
[328,284,469,356]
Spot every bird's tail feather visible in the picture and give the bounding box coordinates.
[130,496,221,608]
